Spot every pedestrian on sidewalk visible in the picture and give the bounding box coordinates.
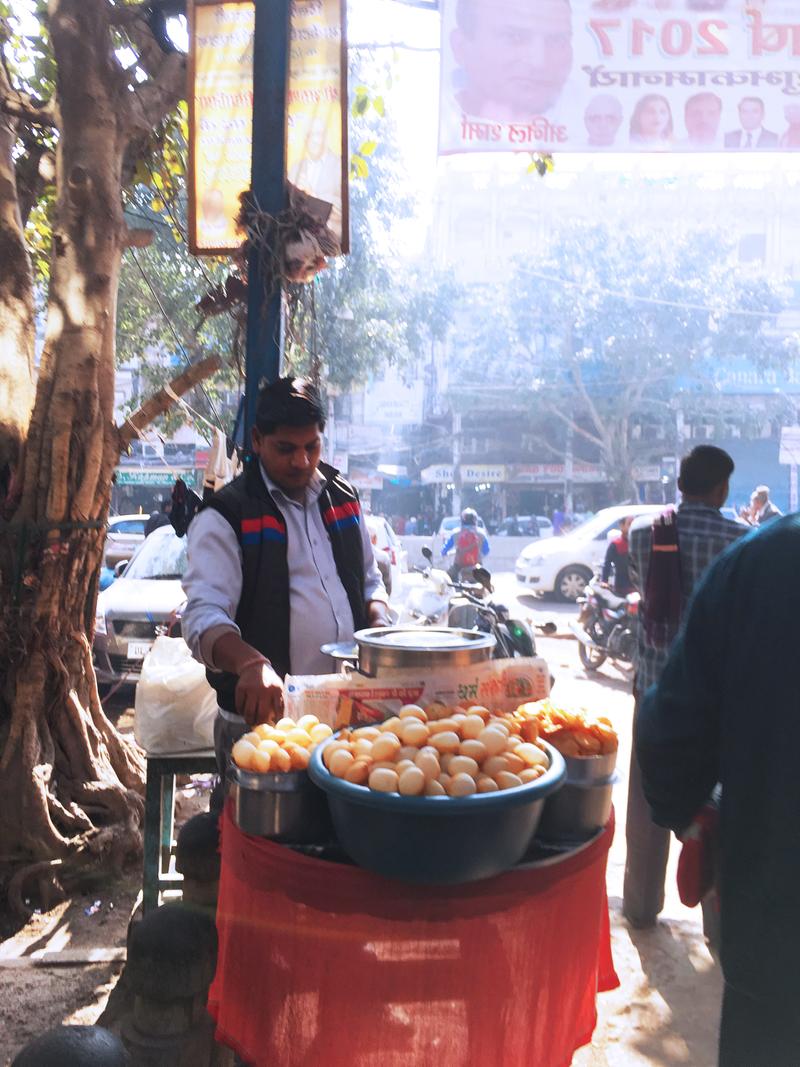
[637,513,800,1066]
[624,445,745,928]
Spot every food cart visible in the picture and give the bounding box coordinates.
[207,630,619,1067]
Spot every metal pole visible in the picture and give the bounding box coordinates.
[245,0,291,441]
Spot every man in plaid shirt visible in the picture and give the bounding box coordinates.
[624,445,745,927]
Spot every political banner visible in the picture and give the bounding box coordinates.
[189,0,348,255]
[438,1,800,155]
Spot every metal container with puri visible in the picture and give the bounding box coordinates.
[231,765,331,843]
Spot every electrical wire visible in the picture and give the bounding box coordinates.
[519,268,782,319]
[128,247,226,431]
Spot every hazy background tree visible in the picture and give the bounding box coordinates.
[455,223,800,497]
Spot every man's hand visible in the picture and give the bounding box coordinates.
[368,600,391,628]
[235,660,285,726]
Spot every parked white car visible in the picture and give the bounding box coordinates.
[94,526,187,687]
[515,504,665,602]
[365,514,406,598]
[104,513,147,567]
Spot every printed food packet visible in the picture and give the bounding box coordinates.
[285,656,550,729]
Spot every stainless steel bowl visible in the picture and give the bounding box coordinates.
[354,627,496,676]
[562,749,617,784]
[231,766,331,843]
[537,773,618,843]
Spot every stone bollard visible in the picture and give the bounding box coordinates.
[12,1024,131,1066]
[175,812,221,912]
[121,903,230,1066]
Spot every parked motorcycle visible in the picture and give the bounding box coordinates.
[403,548,547,659]
[570,577,640,673]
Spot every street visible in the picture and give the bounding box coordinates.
[392,570,723,1066]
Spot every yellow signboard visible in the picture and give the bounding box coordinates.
[189,1,255,254]
[188,0,348,256]
[286,0,348,250]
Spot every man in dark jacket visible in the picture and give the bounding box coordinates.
[637,515,800,1066]
[144,498,172,537]
[182,378,389,804]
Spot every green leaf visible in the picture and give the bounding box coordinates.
[353,95,369,116]
[358,139,377,157]
[372,96,385,117]
[349,155,369,179]
[150,196,165,212]
[355,84,369,97]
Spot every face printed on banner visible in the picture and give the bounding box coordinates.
[739,98,765,131]
[684,93,722,145]
[304,118,330,163]
[584,94,623,146]
[451,0,573,121]
[200,188,227,228]
[630,94,673,143]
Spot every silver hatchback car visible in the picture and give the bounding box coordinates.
[93,526,187,687]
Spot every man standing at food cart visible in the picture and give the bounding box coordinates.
[181,377,390,808]
[624,445,744,928]
[636,514,800,1065]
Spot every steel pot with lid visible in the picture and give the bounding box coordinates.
[353,627,496,676]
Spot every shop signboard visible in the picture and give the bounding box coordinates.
[349,468,384,491]
[510,463,605,484]
[632,464,661,482]
[439,0,800,157]
[779,425,800,465]
[365,374,424,428]
[461,465,507,484]
[115,470,183,487]
[189,0,348,254]
[421,464,455,485]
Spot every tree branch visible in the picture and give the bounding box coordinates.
[523,429,568,461]
[571,363,609,443]
[125,50,185,138]
[117,354,222,448]
[0,89,56,128]
[546,402,605,449]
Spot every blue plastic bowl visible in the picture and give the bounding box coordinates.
[308,736,566,885]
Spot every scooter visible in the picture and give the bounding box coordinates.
[403,548,546,659]
[570,577,640,673]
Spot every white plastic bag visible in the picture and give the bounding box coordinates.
[134,636,217,754]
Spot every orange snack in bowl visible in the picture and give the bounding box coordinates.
[516,700,618,758]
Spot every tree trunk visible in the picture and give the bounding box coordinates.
[0,0,146,893]
[0,108,35,482]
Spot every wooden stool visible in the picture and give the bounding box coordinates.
[143,750,217,914]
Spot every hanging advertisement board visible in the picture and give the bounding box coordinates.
[188,0,348,254]
[439,1,800,156]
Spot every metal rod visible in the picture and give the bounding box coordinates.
[244,0,292,441]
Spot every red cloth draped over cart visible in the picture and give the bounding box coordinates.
[208,803,618,1067]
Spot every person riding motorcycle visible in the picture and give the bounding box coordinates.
[601,516,635,596]
[443,508,489,581]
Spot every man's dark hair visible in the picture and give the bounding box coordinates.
[678,445,734,496]
[254,376,326,435]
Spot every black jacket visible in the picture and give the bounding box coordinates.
[637,516,800,1003]
[202,460,367,712]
